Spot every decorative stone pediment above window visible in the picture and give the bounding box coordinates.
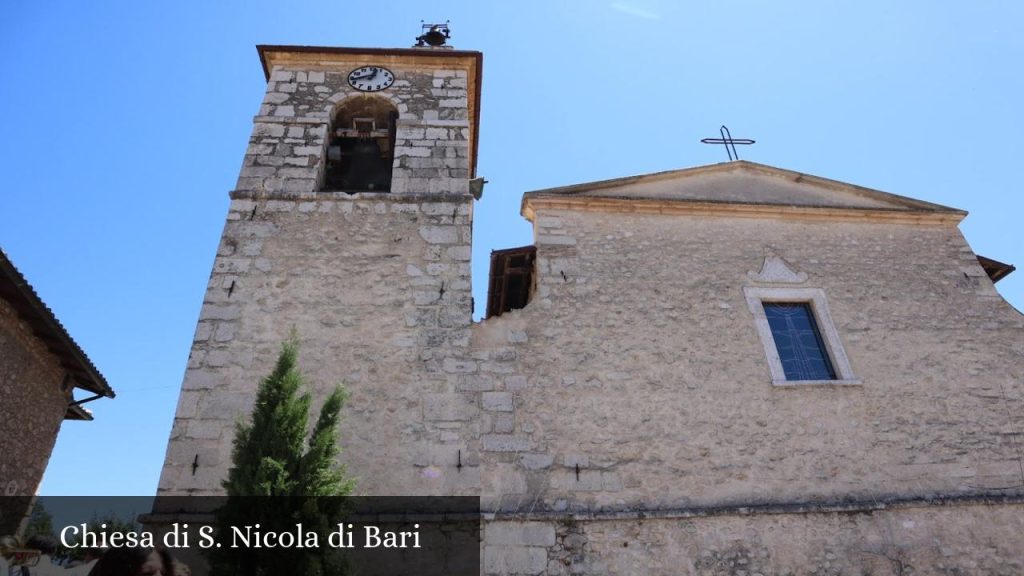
[747,253,807,284]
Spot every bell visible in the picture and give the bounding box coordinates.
[344,139,388,192]
[422,27,448,46]
[416,23,450,47]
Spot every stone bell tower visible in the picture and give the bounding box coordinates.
[155,40,483,497]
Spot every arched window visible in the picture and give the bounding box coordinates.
[323,96,398,193]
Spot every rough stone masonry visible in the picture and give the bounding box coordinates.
[152,44,1024,574]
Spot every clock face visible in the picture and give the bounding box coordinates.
[347,66,395,92]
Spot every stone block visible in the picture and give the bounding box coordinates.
[457,374,497,392]
[216,242,235,257]
[214,258,250,274]
[229,199,256,214]
[254,123,285,138]
[395,145,432,158]
[488,546,548,575]
[482,392,513,412]
[235,177,263,190]
[269,69,293,82]
[447,246,472,261]
[198,394,254,419]
[425,127,449,140]
[485,523,556,547]
[199,304,241,321]
[257,155,285,166]
[231,222,278,238]
[283,179,316,193]
[397,127,425,139]
[492,413,515,433]
[602,472,623,491]
[245,143,275,156]
[439,307,469,328]
[413,290,440,305]
[505,375,528,391]
[443,357,477,373]
[537,234,577,246]
[173,391,202,420]
[186,420,224,440]
[213,323,236,342]
[419,225,459,244]
[264,200,292,212]
[193,322,213,342]
[536,216,564,228]
[241,166,276,178]
[423,393,477,421]
[182,370,222,390]
[575,470,605,491]
[263,93,289,104]
[421,202,458,215]
[563,454,589,468]
[277,167,313,179]
[520,453,554,470]
[482,434,532,452]
[204,350,232,367]
[426,263,452,275]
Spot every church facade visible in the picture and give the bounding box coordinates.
[154,43,1024,574]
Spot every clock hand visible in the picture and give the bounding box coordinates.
[352,69,380,82]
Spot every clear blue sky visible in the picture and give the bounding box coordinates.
[2,1,1020,496]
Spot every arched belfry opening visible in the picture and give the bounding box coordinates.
[323,96,398,193]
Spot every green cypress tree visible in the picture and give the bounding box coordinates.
[210,334,354,575]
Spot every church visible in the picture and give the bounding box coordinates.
[151,34,1024,574]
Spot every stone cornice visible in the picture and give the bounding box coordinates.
[484,492,1024,521]
[522,194,967,225]
[229,189,474,203]
[257,45,482,80]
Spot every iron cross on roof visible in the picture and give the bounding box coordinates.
[701,125,755,161]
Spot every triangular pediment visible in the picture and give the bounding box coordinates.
[523,161,963,215]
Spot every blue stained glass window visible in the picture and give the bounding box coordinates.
[763,302,837,381]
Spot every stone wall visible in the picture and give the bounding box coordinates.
[472,208,1024,512]
[0,297,69,531]
[483,500,1024,575]
[237,62,471,196]
[157,54,481,497]
[157,192,477,496]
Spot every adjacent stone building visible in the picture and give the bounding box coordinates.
[0,249,114,534]
[153,42,1024,574]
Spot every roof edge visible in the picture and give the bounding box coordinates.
[522,161,966,216]
[256,44,483,81]
[0,249,114,399]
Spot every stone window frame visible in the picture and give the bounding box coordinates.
[743,286,860,387]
